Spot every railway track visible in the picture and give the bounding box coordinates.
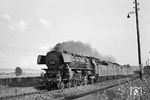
[0,77,137,100]
[64,78,137,100]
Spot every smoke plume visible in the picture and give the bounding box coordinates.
[52,41,116,63]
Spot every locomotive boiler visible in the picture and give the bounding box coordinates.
[37,50,133,90]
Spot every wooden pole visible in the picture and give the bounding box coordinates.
[134,0,142,80]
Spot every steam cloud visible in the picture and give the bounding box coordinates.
[52,41,116,63]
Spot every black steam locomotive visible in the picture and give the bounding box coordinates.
[37,50,133,90]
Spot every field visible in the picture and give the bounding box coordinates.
[0,68,42,87]
[0,73,40,79]
[0,86,38,98]
[0,74,41,99]
[0,68,41,79]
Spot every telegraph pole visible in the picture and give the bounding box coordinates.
[128,0,142,80]
[134,0,142,80]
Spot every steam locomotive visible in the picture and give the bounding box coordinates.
[37,50,134,90]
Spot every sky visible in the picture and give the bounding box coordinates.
[0,0,149,69]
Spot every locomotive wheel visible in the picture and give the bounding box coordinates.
[80,81,84,86]
[83,80,88,85]
[70,79,76,87]
[67,81,72,88]
[60,82,64,89]
[57,82,65,89]
[46,82,51,90]
[71,80,77,87]
[78,79,85,86]
[74,80,79,86]
[57,82,60,89]
[46,81,57,90]
[75,80,82,86]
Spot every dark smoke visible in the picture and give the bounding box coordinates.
[52,41,116,63]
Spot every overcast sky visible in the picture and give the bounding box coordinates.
[0,0,149,69]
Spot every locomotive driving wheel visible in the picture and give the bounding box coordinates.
[67,81,72,88]
[57,82,65,90]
